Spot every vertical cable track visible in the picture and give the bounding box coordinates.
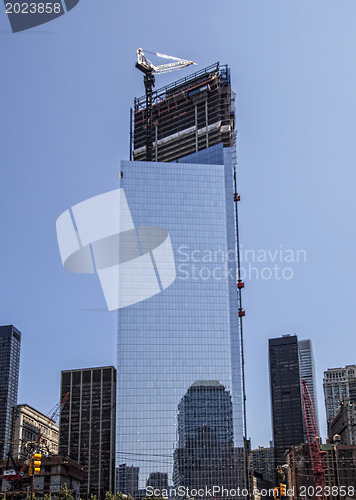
[233,161,250,499]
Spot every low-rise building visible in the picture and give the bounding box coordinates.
[284,443,314,500]
[0,455,83,499]
[252,472,274,500]
[285,441,356,500]
[329,398,356,445]
[10,405,59,459]
[322,443,356,497]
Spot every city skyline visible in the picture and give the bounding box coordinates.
[4,324,352,452]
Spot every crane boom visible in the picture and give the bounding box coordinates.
[49,391,70,423]
[135,48,196,161]
[302,379,326,500]
[136,48,196,75]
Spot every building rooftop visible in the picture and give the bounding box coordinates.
[191,380,223,387]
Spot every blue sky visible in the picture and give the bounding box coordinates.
[1,0,356,450]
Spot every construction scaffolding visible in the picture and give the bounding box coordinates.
[132,63,235,162]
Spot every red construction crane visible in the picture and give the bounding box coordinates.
[47,391,70,423]
[302,379,326,500]
[35,391,70,453]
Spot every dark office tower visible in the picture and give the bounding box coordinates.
[173,381,236,495]
[269,335,305,469]
[119,63,245,492]
[116,464,139,496]
[59,367,116,499]
[0,325,21,459]
[298,339,319,433]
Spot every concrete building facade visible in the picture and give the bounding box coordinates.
[323,365,356,429]
[0,455,83,499]
[285,441,356,500]
[329,398,356,446]
[10,404,59,459]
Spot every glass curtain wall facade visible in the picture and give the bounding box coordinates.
[298,339,319,433]
[117,143,244,497]
[0,325,21,459]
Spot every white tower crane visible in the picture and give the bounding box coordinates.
[135,48,196,161]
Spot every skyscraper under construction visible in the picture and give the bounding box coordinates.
[117,63,246,497]
[132,63,235,162]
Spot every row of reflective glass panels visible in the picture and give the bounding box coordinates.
[117,144,244,495]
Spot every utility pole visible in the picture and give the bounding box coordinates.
[30,471,34,500]
[28,452,41,500]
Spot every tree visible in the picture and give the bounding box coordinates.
[116,494,134,500]
[53,484,75,500]
[105,493,134,500]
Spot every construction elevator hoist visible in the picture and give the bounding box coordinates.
[135,48,196,161]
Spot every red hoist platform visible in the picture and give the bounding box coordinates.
[236,194,245,318]
[302,379,327,500]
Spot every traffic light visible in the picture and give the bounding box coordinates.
[280,484,286,497]
[273,487,279,499]
[33,453,42,475]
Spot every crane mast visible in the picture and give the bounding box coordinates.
[135,48,196,161]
